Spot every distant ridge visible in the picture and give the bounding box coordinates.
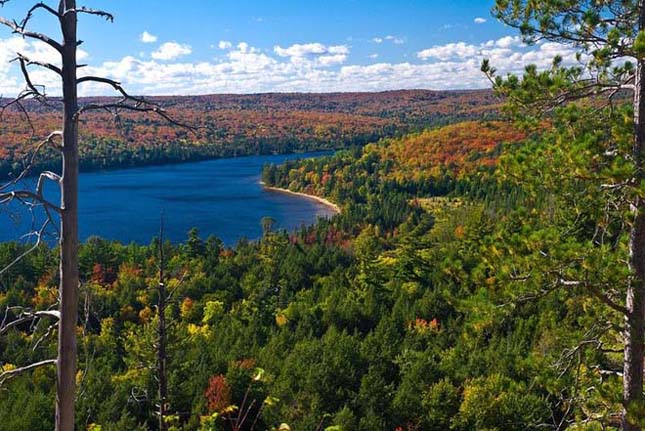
[0,89,500,177]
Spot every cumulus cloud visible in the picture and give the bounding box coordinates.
[418,42,479,61]
[474,17,487,24]
[415,35,582,85]
[140,31,158,43]
[495,35,523,49]
[0,35,589,96]
[218,40,233,50]
[151,42,192,61]
[0,37,89,95]
[273,43,349,67]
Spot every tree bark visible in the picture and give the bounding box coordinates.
[158,224,169,431]
[624,5,645,430]
[56,1,79,430]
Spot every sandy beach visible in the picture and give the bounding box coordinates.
[262,184,341,214]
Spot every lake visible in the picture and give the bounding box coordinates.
[0,152,336,245]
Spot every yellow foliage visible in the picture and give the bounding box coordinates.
[32,284,57,308]
[1,363,16,372]
[136,293,149,305]
[111,368,144,385]
[139,306,152,323]
[181,297,195,317]
[275,313,288,327]
[188,323,210,337]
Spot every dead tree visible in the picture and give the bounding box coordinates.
[0,2,193,430]
[157,216,169,431]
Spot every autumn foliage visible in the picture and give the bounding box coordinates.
[204,374,232,414]
[374,120,526,179]
[0,90,499,177]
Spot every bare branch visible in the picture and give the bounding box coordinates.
[0,188,62,212]
[77,76,150,104]
[0,359,57,386]
[585,283,630,317]
[76,76,201,133]
[14,52,62,76]
[0,308,60,336]
[77,101,200,132]
[0,16,62,52]
[65,7,113,22]
[0,218,53,276]
[0,131,63,192]
[13,54,48,99]
[20,2,61,29]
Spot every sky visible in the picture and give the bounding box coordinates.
[0,0,583,96]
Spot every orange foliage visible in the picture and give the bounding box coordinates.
[377,121,525,179]
[204,374,232,414]
[407,317,440,333]
[0,90,499,166]
[233,358,257,370]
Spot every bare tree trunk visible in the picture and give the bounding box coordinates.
[158,221,169,431]
[56,2,79,430]
[623,5,645,429]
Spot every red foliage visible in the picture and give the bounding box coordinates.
[91,263,117,286]
[0,90,499,166]
[378,121,525,178]
[204,374,232,414]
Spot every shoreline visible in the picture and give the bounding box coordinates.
[3,149,337,182]
[262,183,341,214]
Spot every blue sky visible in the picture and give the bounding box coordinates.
[0,0,580,95]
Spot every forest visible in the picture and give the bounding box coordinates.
[0,90,499,178]
[0,100,636,429]
[2,0,645,430]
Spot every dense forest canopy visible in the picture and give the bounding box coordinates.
[0,90,499,178]
[0,105,633,429]
[2,0,645,430]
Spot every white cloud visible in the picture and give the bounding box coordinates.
[418,42,479,61]
[496,35,523,48]
[273,43,349,67]
[274,43,327,57]
[368,53,379,59]
[385,35,404,45]
[151,42,192,61]
[0,35,590,96]
[372,35,404,45]
[218,40,233,50]
[474,17,487,24]
[140,31,158,43]
[417,35,534,63]
[0,37,90,95]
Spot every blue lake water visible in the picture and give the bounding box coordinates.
[0,152,335,245]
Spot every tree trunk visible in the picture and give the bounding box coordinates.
[158,225,169,431]
[56,2,79,430]
[623,5,645,429]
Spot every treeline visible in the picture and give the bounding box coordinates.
[0,90,498,178]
